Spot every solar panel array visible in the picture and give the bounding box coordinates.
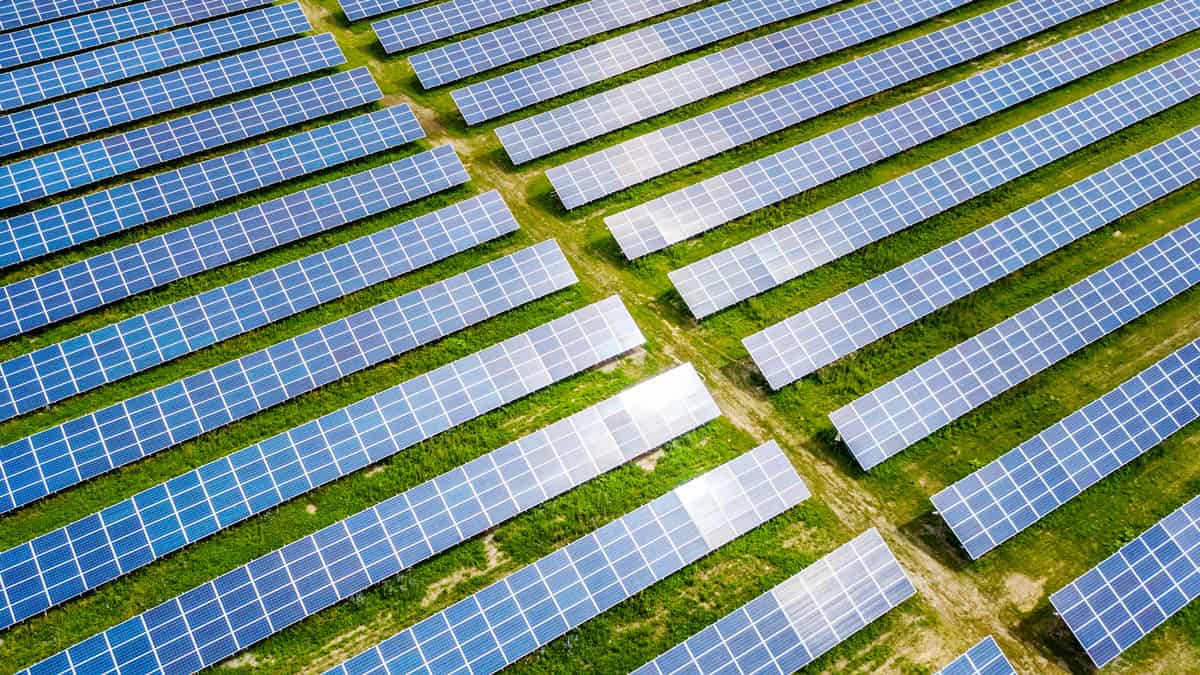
[497,0,973,163]
[632,528,914,675]
[0,295,644,633]
[19,364,718,674]
[453,0,839,125]
[830,217,1200,471]
[0,2,310,111]
[373,0,570,54]
[0,104,424,268]
[1051,494,1200,667]
[595,0,1194,238]
[408,0,707,89]
[0,144,466,341]
[328,441,809,675]
[0,33,343,162]
[340,0,448,22]
[744,107,1200,390]
[932,338,1200,560]
[937,637,1016,675]
[0,189,514,431]
[0,0,271,69]
[0,67,382,209]
[672,49,1200,320]
[1,0,125,32]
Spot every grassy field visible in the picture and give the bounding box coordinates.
[1,0,1199,672]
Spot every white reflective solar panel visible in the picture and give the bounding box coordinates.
[937,637,1016,675]
[372,0,569,54]
[16,364,719,674]
[1,0,126,32]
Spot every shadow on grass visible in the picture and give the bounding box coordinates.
[1015,602,1098,675]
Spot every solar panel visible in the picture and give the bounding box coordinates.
[0,242,589,629]
[372,0,570,54]
[0,33,345,162]
[407,0,707,89]
[0,189,513,431]
[497,0,974,163]
[0,68,382,209]
[453,0,840,125]
[932,338,1200,560]
[1051,494,1200,668]
[0,145,466,341]
[0,0,126,32]
[744,94,1200,390]
[632,527,914,675]
[0,3,311,111]
[340,0,436,22]
[15,364,718,673]
[830,217,1200,471]
[591,0,1194,227]
[0,0,272,69]
[0,103,425,268]
[937,637,1016,675]
[328,440,808,675]
[673,50,1200,320]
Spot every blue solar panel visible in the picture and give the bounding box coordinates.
[328,440,808,675]
[407,0,706,89]
[0,145,466,341]
[0,0,272,69]
[340,0,434,22]
[633,527,913,675]
[0,67,383,209]
[16,364,718,674]
[0,0,126,32]
[0,296,644,634]
[0,104,425,268]
[590,0,1192,225]
[932,338,1200,560]
[937,637,1016,675]
[453,0,840,125]
[0,3,310,111]
[497,0,974,163]
[744,88,1200,389]
[1051,494,1200,668]
[0,33,345,162]
[372,0,570,54]
[830,217,1200,471]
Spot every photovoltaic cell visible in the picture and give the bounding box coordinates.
[932,338,1200,560]
[0,33,345,162]
[453,0,840,125]
[937,637,1016,675]
[372,0,570,54]
[0,104,425,268]
[0,0,126,32]
[406,0,707,88]
[498,0,974,163]
[0,68,383,209]
[16,364,719,674]
[0,145,466,341]
[341,0,442,22]
[744,96,1200,390]
[593,0,1195,231]
[671,48,1200,319]
[0,3,311,111]
[328,441,808,675]
[830,217,1200,470]
[633,528,914,675]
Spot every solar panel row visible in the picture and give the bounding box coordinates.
[744,73,1200,389]
[453,0,840,125]
[1052,493,1200,667]
[831,217,1200,470]
[328,441,808,675]
[18,364,718,674]
[937,636,1016,675]
[373,0,570,54]
[932,337,1200,559]
[0,240,580,629]
[0,0,125,32]
[497,0,973,163]
[671,47,1200,319]
[0,67,383,210]
[1,103,424,268]
[0,0,272,69]
[407,0,707,89]
[0,144,467,341]
[593,0,1195,233]
[340,0,435,22]
[0,296,644,636]
[632,528,914,675]
[0,32,344,162]
[0,192,517,463]
[0,2,310,111]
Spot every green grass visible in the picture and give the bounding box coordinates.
[0,0,1198,672]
